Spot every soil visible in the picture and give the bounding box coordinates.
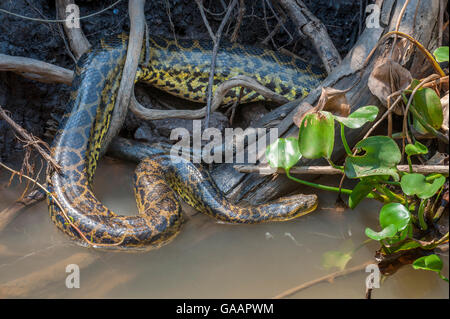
[0,0,366,165]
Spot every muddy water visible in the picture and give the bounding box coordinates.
[0,158,448,299]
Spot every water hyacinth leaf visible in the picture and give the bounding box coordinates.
[298,111,335,159]
[334,105,379,129]
[365,224,397,241]
[344,136,402,181]
[379,203,411,232]
[412,254,443,272]
[412,114,429,134]
[413,88,443,130]
[433,46,449,63]
[266,137,302,170]
[349,179,374,209]
[400,173,446,199]
[405,141,428,156]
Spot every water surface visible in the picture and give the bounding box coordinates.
[0,158,448,298]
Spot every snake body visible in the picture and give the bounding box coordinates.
[47,34,323,250]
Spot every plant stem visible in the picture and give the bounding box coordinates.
[340,122,352,156]
[286,170,375,199]
[407,155,413,173]
[418,198,428,230]
[439,273,449,283]
[374,184,406,204]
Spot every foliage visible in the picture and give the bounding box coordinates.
[265,42,449,287]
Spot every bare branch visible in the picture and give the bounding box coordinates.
[0,54,73,85]
[56,0,92,59]
[234,164,450,176]
[130,75,288,120]
[195,0,239,128]
[100,0,146,156]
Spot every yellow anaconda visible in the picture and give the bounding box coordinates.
[47,34,323,250]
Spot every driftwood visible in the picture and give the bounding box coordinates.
[219,0,444,205]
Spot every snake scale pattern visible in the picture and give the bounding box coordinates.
[47,34,324,250]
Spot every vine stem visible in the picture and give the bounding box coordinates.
[285,170,376,199]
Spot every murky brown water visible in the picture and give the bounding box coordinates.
[0,158,448,298]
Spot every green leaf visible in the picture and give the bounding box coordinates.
[379,203,411,232]
[334,105,379,129]
[349,179,374,209]
[400,173,446,199]
[266,137,302,170]
[433,46,449,63]
[298,111,335,159]
[412,88,443,130]
[365,224,398,241]
[344,136,402,181]
[405,141,428,156]
[412,254,443,272]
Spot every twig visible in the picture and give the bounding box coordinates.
[363,31,446,78]
[0,105,60,172]
[195,0,239,128]
[272,261,373,299]
[234,164,450,175]
[231,0,245,42]
[389,0,411,59]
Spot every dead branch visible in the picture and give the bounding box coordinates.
[0,53,73,85]
[234,164,450,175]
[275,0,342,73]
[0,104,60,172]
[56,0,92,59]
[231,0,245,42]
[195,0,239,128]
[130,75,288,120]
[100,0,146,156]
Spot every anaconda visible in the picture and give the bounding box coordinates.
[47,34,324,250]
